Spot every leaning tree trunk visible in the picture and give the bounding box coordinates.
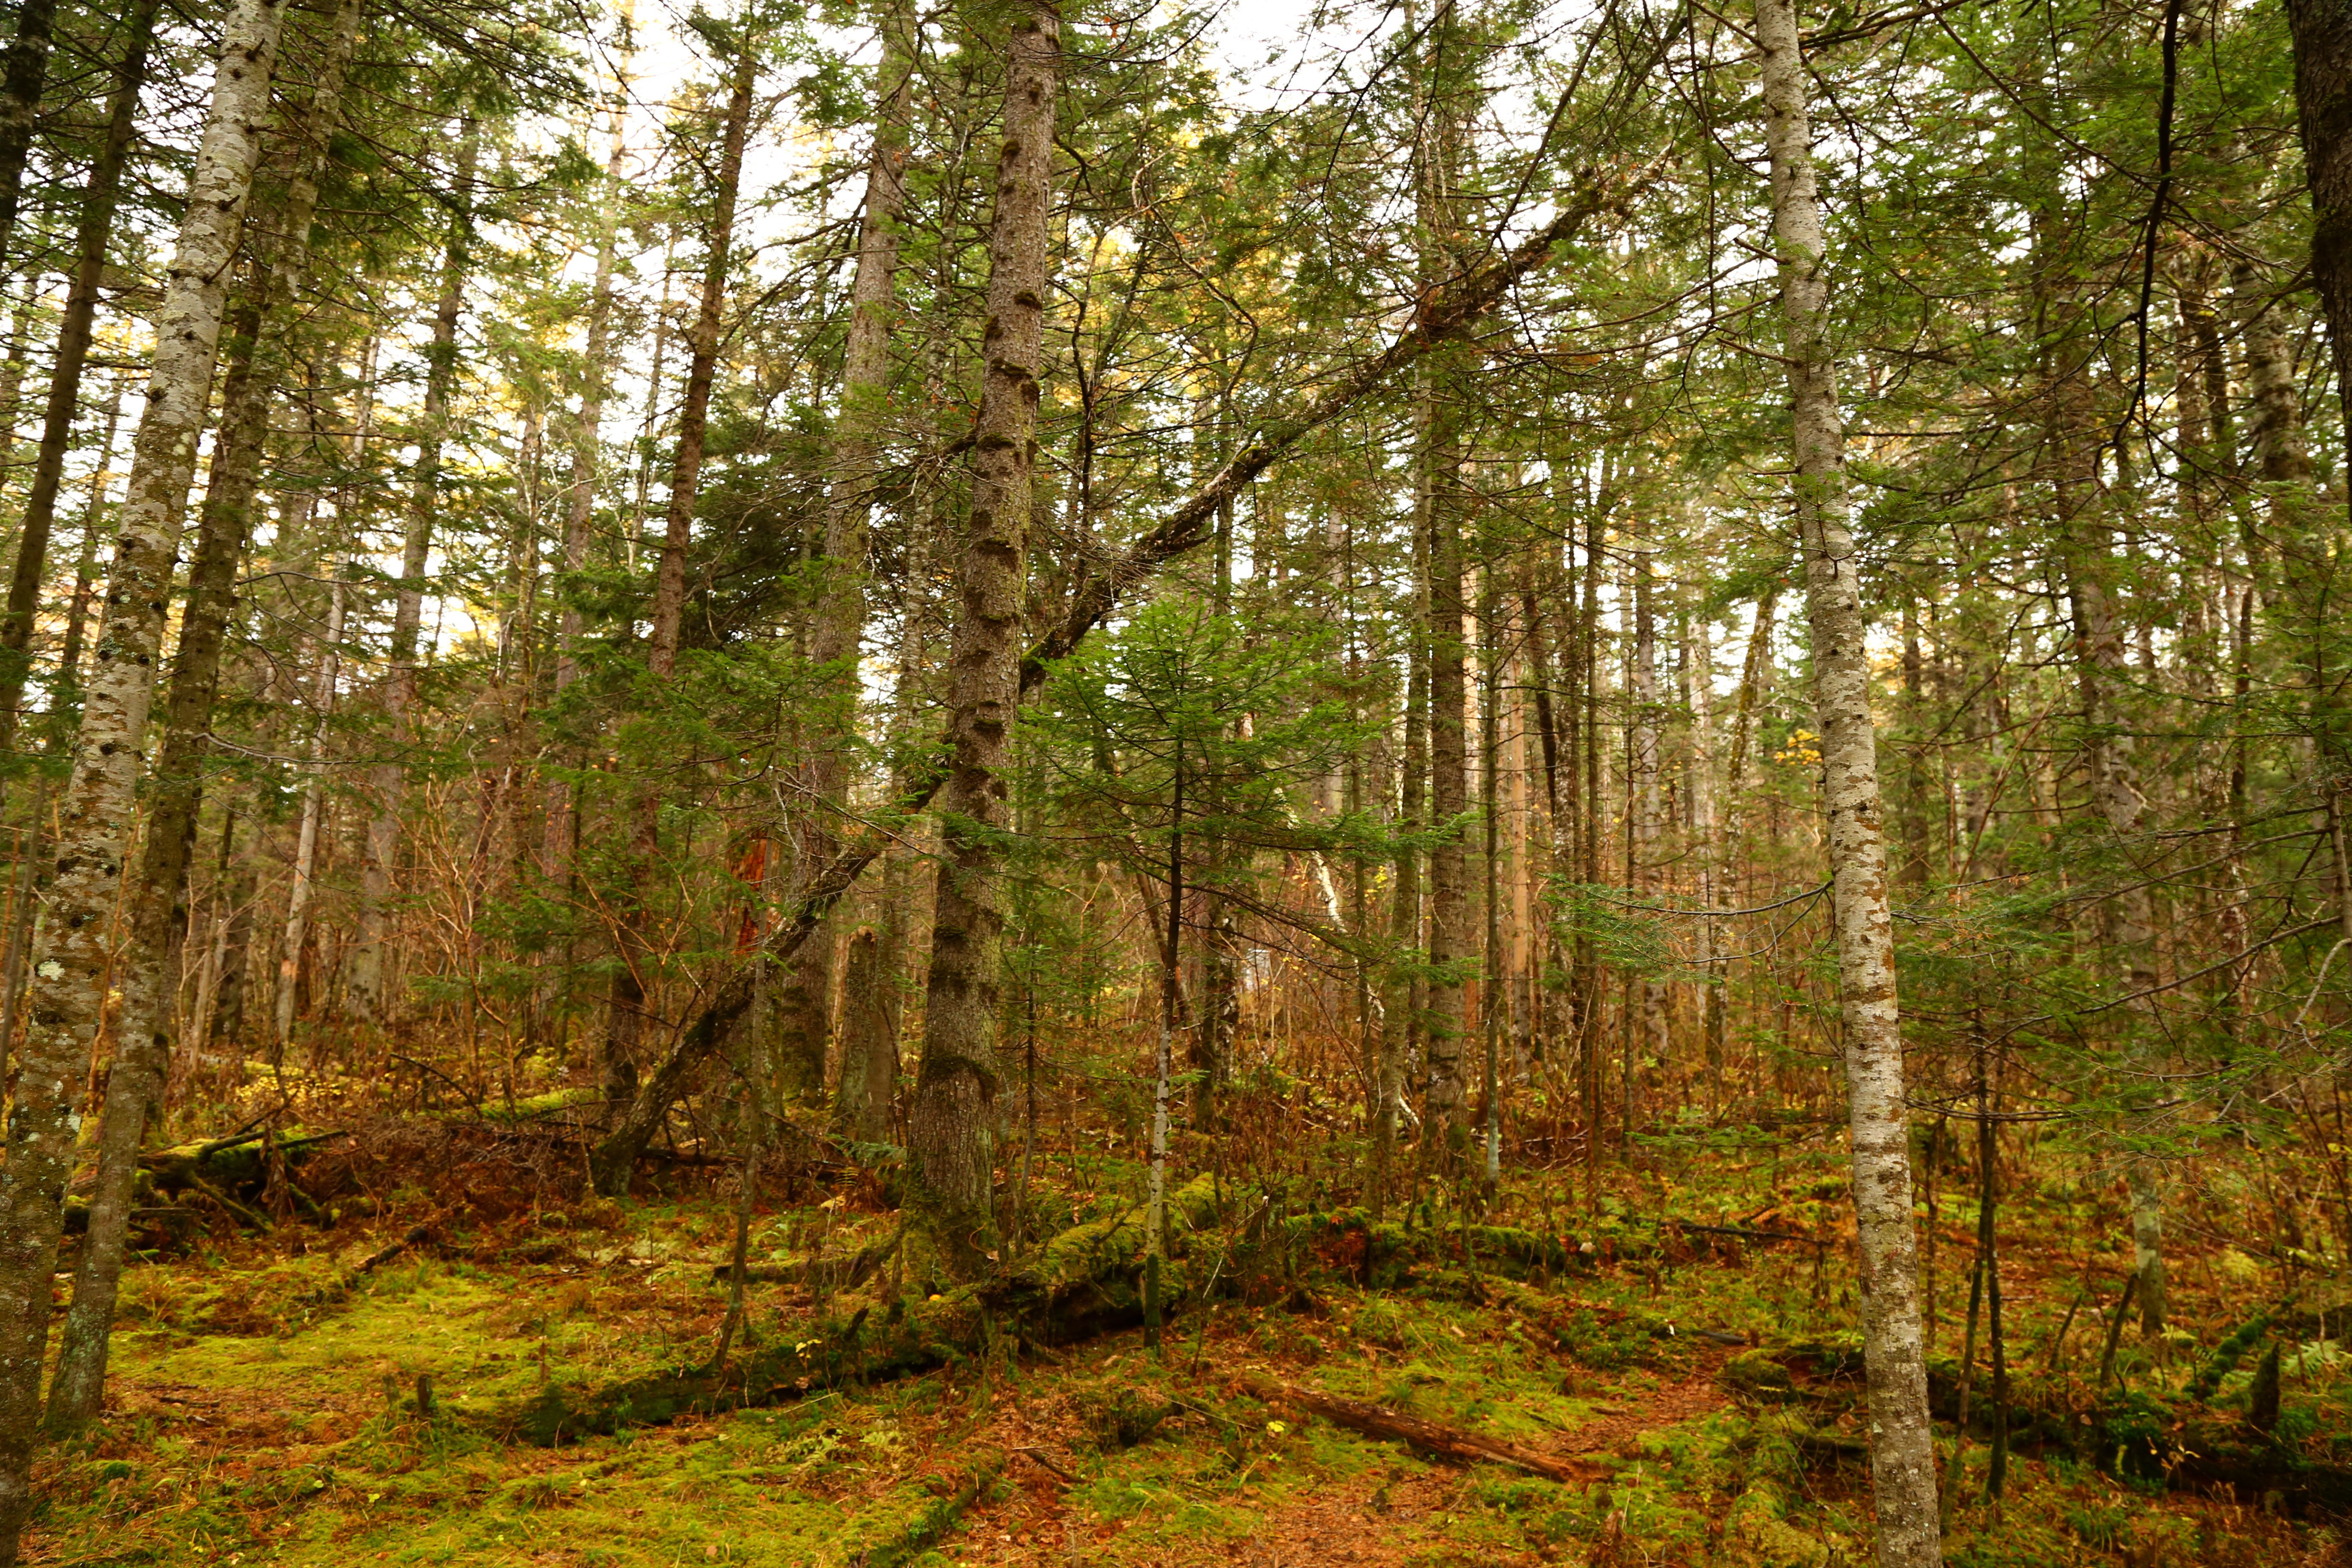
[0,0,158,760]
[596,140,1639,1168]
[352,110,479,1020]
[588,25,759,1194]
[44,0,363,1434]
[905,0,1059,1273]
[0,0,288,1551]
[1754,0,1943,1563]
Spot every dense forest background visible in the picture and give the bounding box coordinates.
[0,0,2346,1560]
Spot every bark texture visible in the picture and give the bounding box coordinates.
[45,0,364,1434]
[0,0,288,1550]
[2288,0,2352,505]
[833,927,897,1141]
[0,0,55,261]
[1415,0,1473,1142]
[1755,0,1943,1562]
[906,0,1060,1268]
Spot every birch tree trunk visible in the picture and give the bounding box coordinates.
[45,0,363,1433]
[1754,0,1942,1560]
[352,110,480,1020]
[0,0,158,757]
[0,0,288,1548]
[0,382,119,1060]
[906,0,1059,1270]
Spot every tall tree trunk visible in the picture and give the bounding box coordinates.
[1416,0,1472,1145]
[1689,610,1718,1078]
[0,0,289,1549]
[1374,533,1427,1213]
[1424,421,1470,1145]
[1899,595,1929,888]
[544,39,635,893]
[588,24,758,1194]
[2288,0,2352,522]
[0,379,119,1060]
[1708,589,1776,1073]
[276,576,345,1047]
[0,0,159,758]
[352,110,480,1020]
[905,0,1058,1270]
[45,0,362,1433]
[1577,487,1604,1174]
[0,0,56,263]
[1755,0,1942,1560]
[770,0,917,1101]
[1479,568,1503,1181]
[1629,542,1665,1097]
[833,927,896,1141]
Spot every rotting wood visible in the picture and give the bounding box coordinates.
[498,1176,1226,1443]
[1234,1371,1598,1482]
[854,1449,1005,1568]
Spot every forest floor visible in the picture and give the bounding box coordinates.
[18,1112,2351,1567]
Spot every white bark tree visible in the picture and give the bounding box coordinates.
[1755,0,1944,1561]
[0,0,290,1550]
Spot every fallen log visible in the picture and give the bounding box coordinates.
[855,1450,1006,1568]
[1416,1268,1749,1351]
[1289,1206,1810,1285]
[498,1176,1230,1443]
[1749,1338,2352,1510]
[714,1228,900,1292]
[137,1128,346,1196]
[1234,1372,1596,1482]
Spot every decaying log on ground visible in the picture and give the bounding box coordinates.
[1234,1372,1596,1482]
[498,1176,1229,1443]
[852,1449,1005,1568]
[1289,1207,1816,1286]
[1748,1338,2352,1510]
[714,1228,900,1291]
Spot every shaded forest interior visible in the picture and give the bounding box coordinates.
[0,0,2347,1561]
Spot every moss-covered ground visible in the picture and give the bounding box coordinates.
[23,1122,2351,1566]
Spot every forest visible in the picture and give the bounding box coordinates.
[0,0,2343,1559]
